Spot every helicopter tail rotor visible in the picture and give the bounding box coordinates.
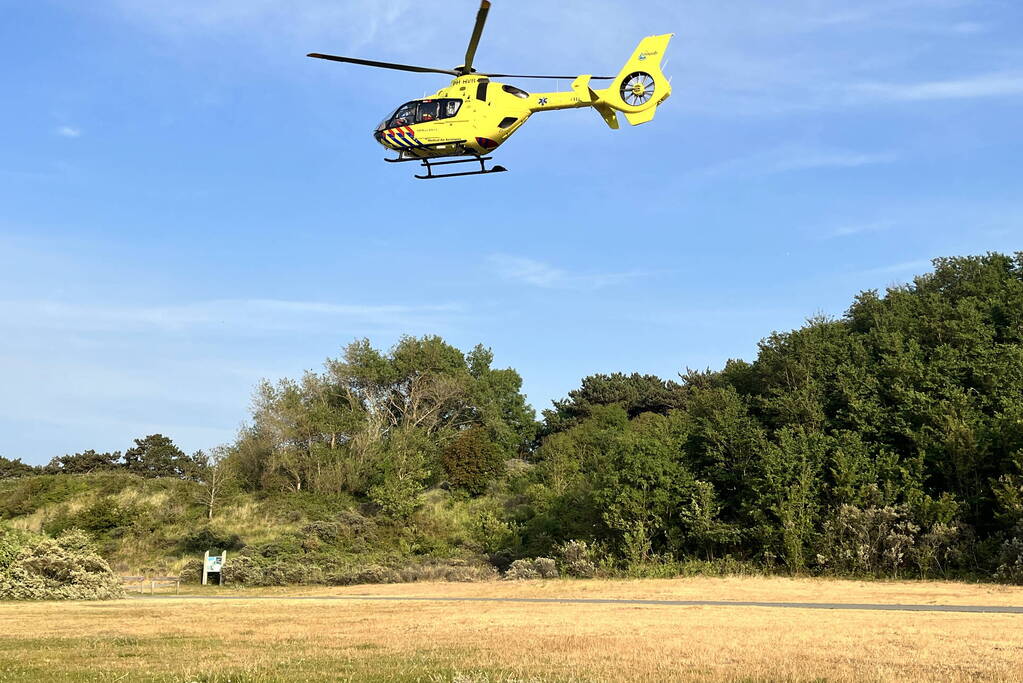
[596,34,674,126]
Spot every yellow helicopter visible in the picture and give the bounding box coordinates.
[308,1,673,179]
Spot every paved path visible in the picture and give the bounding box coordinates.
[136,594,1023,614]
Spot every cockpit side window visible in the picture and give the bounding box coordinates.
[417,101,440,123]
[390,102,418,127]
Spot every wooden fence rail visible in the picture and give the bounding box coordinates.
[121,576,181,594]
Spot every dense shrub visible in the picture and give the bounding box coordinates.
[299,510,377,551]
[558,540,598,578]
[0,456,37,480]
[649,557,762,579]
[328,564,401,586]
[44,450,123,475]
[217,554,324,586]
[473,510,520,556]
[336,509,377,538]
[487,549,516,573]
[995,535,1023,584]
[0,476,89,519]
[503,557,558,581]
[44,497,140,538]
[221,555,265,585]
[180,526,244,554]
[271,562,324,586]
[245,537,304,560]
[397,559,497,583]
[0,528,125,601]
[301,520,342,545]
[0,526,33,571]
[441,427,506,495]
[818,505,968,578]
[178,558,203,584]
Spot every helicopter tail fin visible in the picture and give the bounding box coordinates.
[597,34,674,126]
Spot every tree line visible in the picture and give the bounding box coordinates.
[3,435,198,479]
[4,253,1023,581]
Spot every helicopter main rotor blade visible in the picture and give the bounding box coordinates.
[463,0,491,74]
[307,53,458,76]
[479,73,616,80]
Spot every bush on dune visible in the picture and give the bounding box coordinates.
[180,526,244,554]
[0,527,125,601]
[503,557,559,580]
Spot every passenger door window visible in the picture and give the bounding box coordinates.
[417,101,440,123]
[442,100,462,119]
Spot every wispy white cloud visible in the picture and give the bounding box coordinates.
[489,255,643,291]
[104,0,423,55]
[773,151,900,172]
[0,298,462,335]
[695,146,899,180]
[949,22,988,35]
[825,220,897,239]
[851,73,1023,102]
[56,126,81,138]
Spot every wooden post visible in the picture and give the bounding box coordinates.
[202,550,209,586]
[150,580,155,595]
[220,551,228,586]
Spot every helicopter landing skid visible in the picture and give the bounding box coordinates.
[413,155,507,180]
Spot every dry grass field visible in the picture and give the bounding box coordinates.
[2,576,1022,682]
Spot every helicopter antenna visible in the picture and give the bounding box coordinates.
[462,1,491,75]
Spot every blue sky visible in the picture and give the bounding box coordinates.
[2,0,1021,464]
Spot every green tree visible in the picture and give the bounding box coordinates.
[542,372,687,436]
[123,435,189,478]
[232,336,536,503]
[0,456,37,479]
[369,426,432,519]
[441,426,505,495]
[44,450,122,475]
[190,447,237,521]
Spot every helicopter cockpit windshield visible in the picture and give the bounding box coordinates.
[376,99,463,131]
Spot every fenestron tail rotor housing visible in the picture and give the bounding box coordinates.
[620,71,655,107]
